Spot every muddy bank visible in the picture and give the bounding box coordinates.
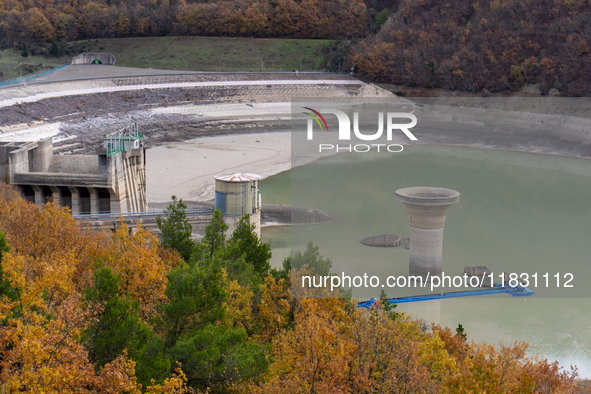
[410,97,591,159]
[0,81,386,154]
[261,204,339,226]
[4,73,589,160]
[0,86,291,154]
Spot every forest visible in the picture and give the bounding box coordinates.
[350,0,591,96]
[0,0,372,43]
[0,184,584,392]
[1,0,591,94]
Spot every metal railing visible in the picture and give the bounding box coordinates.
[73,208,215,220]
[0,69,351,89]
[0,63,70,87]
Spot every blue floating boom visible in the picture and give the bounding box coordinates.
[357,282,533,309]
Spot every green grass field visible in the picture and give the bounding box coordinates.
[0,36,343,81]
[0,49,65,82]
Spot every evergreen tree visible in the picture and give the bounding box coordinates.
[200,208,228,259]
[227,214,272,279]
[156,195,194,261]
[373,9,390,31]
[20,43,29,58]
[277,241,333,279]
[135,337,171,387]
[456,323,467,341]
[159,260,226,348]
[169,324,268,391]
[83,267,151,368]
[49,40,59,57]
[0,231,17,301]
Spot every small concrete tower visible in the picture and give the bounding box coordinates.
[395,187,460,280]
[214,173,262,237]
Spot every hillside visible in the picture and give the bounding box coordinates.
[0,0,375,43]
[2,0,590,94]
[350,0,591,96]
[0,36,347,81]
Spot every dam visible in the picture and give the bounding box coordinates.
[0,123,147,214]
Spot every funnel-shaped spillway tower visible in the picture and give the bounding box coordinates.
[395,187,460,279]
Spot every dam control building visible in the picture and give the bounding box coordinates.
[0,124,147,214]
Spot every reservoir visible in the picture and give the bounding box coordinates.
[261,145,591,377]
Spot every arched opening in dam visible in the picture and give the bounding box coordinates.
[260,144,591,377]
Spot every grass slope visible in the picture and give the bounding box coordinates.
[0,49,64,82]
[0,36,339,81]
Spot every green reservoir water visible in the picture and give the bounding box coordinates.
[261,145,591,376]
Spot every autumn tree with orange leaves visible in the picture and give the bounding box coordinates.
[0,0,368,44]
[0,183,582,393]
[350,0,591,95]
[0,185,192,393]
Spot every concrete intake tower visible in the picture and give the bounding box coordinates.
[395,187,460,280]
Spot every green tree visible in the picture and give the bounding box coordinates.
[169,324,268,391]
[227,214,271,280]
[156,195,194,261]
[159,260,226,348]
[199,208,228,259]
[49,39,59,57]
[378,289,398,318]
[373,9,390,31]
[135,337,171,387]
[83,267,151,368]
[20,43,29,58]
[0,231,17,301]
[456,323,467,341]
[272,242,352,298]
[276,241,333,281]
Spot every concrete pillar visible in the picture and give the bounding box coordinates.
[49,186,63,206]
[395,187,460,280]
[31,185,43,207]
[108,188,122,214]
[251,211,261,238]
[34,137,52,172]
[87,187,100,215]
[223,216,241,238]
[68,187,80,215]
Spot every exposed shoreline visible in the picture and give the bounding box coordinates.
[149,200,339,227]
[1,71,590,226]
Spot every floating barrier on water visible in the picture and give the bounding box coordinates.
[361,234,401,247]
[357,282,534,309]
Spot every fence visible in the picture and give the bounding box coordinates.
[0,63,70,87]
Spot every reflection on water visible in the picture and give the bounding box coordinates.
[261,145,591,377]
